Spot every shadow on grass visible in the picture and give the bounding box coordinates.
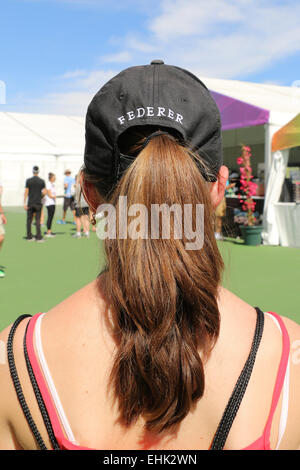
[46,232,66,236]
[220,237,245,245]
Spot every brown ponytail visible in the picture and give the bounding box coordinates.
[95,133,224,433]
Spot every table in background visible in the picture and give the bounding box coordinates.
[274,202,300,247]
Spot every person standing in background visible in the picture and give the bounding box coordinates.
[72,173,90,238]
[225,172,237,196]
[214,192,227,240]
[24,166,46,242]
[40,198,45,228]
[44,173,56,238]
[0,180,7,277]
[58,169,75,224]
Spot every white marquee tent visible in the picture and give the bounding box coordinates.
[0,112,85,206]
[263,113,300,247]
[202,77,300,247]
[203,76,300,182]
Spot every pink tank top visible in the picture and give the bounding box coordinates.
[23,310,290,450]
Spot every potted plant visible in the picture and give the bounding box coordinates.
[235,145,263,246]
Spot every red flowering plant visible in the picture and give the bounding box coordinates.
[236,145,258,226]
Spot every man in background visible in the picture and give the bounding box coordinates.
[58,169,75,224]
[72,173,90,238]
[214,195,226,240]
[0,180,7,277]
[24,166,46,242]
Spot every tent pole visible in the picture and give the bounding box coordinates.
[264,123,272,189]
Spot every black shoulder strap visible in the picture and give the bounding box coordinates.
[210,307,265,450]
[7,314,60,450]
[7,315,48,450]
[23,321,60,450]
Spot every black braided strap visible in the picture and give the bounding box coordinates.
[210,307,265,450]
[23,321,61,450]
[7,315,48,450]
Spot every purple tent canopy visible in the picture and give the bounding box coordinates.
[210,90,270,131]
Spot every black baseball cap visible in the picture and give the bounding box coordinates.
[84,60,223,194]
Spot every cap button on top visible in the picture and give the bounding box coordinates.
[151,59,164,65]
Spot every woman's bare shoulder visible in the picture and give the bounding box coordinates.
[217,287,300,364]
[218,286,300,336]
[0,277,109,449]
[0,277,106,399]
[0,278,103,344]
[41,277,109,349]
[46,278,103,317]
[278,313,300,340]
[218,288,300,448]
[279,314,300,386]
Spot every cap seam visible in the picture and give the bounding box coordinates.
[115,118,187,139]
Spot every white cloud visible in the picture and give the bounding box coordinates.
[149,0,245,40]
[20,0,155,10]
[19,69,117,115]
[59,69,87,79]
[122,34,158,54]
[91,0,300,80]
[145,0,300,78]
[20,0,300,114]
[67,69,117,91]
[28,91,93,115]
[101,51,132,63]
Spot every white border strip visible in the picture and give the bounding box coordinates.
[265,312,290,450]
[35,313,78,445]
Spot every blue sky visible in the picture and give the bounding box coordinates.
[0,0,300,115]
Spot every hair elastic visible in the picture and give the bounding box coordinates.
[141,131,172,150]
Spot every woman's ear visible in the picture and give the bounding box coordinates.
[79,172,100,213]
[209,165,229,209]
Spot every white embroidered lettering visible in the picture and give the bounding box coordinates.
[176,113,183,124]
[117,107,184,126]
[127,111,135,121]
[118,116,126,125]
[137,108,145,118]
[147,107,154,117]
[157,107,166,117]
[168,109,175,119]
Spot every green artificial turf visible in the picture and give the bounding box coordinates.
[0,207,106,331]
[0,207,299,331]
[219,239,300,323]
